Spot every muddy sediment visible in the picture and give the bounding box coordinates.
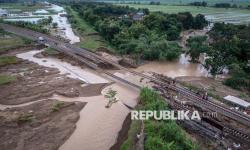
[0,44,44,55]
[0,100,86,150]
[176,76,250,101]
[0,58,88,105]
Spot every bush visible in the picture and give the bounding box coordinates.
[44,47,60,55]
[0,75,16,85]
[51,101,65,112]
[0,56,18,66]
[224,75,250,90]
[22,37,33,44]
[5,21,49,33]
[17,113,34,123]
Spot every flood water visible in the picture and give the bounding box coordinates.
[135,54,208,78]
[58,83,138,150]
[52,12,80,44]
[17,50,108,84]
[3,2,80,44]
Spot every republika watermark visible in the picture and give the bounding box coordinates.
[131,110,217,120]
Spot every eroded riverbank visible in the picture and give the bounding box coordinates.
[0,48,139,150]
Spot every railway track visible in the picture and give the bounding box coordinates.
[157,86,250,143]
[1,23,250,127]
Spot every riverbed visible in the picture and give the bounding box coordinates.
[15,50,139,150]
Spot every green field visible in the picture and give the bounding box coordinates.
[0,74,16,85]
[0,3,47,12]
[0,35,27,52]
[0,56,18,66]
[118,4,250,15]
[117,4,250,24]
[103,0,250,6]
[66,7,114,51]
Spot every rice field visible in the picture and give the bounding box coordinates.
[118,4,250,24]
[104,0,250,6]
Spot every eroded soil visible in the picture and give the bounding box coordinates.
[0,99,85,150]
[176,76,250,102]
[0,57,108,105]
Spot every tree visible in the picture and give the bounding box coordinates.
[177,12,194,30]
[105,89,118,108]
[193,14,208,29]
[48,16,53,24]
[52,22,58,28]
[128,22,148,39]
[97,19,121,41]
[186,36,209,62]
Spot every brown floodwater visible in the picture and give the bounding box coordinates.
[135,54,208,78]
[58,83,139,150]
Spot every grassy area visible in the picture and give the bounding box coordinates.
[0,56,18,66]
[121,88,199,150]
[0,35,27,52]
[0,74,16,85]
[105,0,250,6]
[0,3,47,12]
[121,120,141,150]
[44,47,61,55]
[66,7,114,52]
[117,4,250,15]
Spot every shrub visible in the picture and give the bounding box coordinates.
[0,75,16,85]
[17,113,34,123]
[0,56,18,66]
[51,101,65,112]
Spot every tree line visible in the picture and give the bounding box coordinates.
[71,2,208,61]
[189,1,207,7]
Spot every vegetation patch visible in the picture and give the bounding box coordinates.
[70,3,207,62]
[17,113,34,123]
[184,23,250,92]
[121,88,198,150]
[65,6,113,51]
[51,101,65,112]
[0,29,27,52]
[0,74,16,85]
[0,56,18,66]
[44,47,61,55]
[121,120,141,150]
[4,21,49,34]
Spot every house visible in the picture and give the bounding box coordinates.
[0,8,8,17]
[132,12,144,21]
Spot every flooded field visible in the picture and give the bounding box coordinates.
[135,54,208,78]
[205,12,250,24]
[2,3,80,44]
[118,4,250,25]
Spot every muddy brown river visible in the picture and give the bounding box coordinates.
[135,54,208,78]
